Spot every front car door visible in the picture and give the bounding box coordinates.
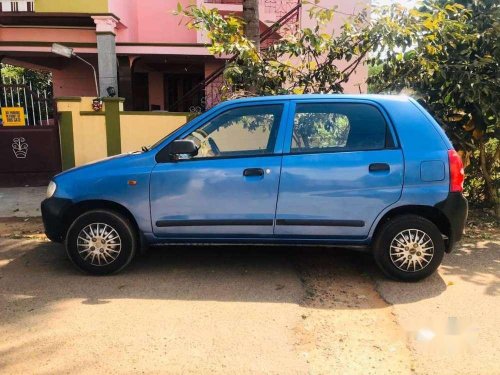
[150,102,288,238]
[275,100,404,240]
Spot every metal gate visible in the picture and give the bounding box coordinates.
[1,76,53,126]
[0,76,61,187]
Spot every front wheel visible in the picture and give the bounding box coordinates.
[65,210,137,275]
[373,215,445,281]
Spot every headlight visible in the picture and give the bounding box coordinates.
[46,181,57,198]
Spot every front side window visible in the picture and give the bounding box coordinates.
[182,105,283,159]
[291,103,390,153]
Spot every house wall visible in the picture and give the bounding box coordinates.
[148,72,164,110]
[56,97,192,168]
[72,113,108,166]
[32,0,298,44]
[52,59,99,98]
[56,98,108,167]
[120,113,188,153]
[1,56,98,98]
[0,27,97,43]
[110,0,197,44]
[108,0,138,42]
[36,0,109,13]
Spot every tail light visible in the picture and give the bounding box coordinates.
[448,149,464,192]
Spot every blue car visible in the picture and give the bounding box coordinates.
[42,95,467,280]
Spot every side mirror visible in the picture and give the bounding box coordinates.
[169,139,199,156]
[155,139,199,163]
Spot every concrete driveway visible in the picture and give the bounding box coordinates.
[0,187,46,217]
[376,238,499,375]
[0,236,498,374]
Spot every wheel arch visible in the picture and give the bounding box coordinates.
[371,205,452,252]
[63,200,143,247]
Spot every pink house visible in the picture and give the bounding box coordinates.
[0,0,369,112]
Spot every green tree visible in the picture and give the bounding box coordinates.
[179,3,372,97]
[368,0,499,213]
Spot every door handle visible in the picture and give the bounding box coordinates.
[369,163,390,172]
[243,168,264,177]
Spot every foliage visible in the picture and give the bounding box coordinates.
[368,0,499,211]
[462,138,499,205]
[178,1,373,97]
[367,64,383,93]
[1,64,52,94]
[176,4,258,61]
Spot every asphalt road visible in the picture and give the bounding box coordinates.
[0,237,498,374]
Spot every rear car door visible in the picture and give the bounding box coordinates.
[275,100,404,239]
[150,102,288,238]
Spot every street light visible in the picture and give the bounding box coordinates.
[51,43,99,97]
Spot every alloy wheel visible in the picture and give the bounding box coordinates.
[389,229,434,272]
[76,223,122,266]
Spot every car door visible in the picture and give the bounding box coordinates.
[150,102,288,238]
[275,100,404,239]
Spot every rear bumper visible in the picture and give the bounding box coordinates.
[436,192,468,252]
[41,197,72,243]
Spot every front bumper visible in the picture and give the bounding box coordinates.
[436,192,468,252]
[41,197,73,243]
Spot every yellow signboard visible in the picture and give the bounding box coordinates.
[1,107,26,126]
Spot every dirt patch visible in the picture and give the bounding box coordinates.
[464,208,499,240]
[0,217,46,240]
[292,249,414,374]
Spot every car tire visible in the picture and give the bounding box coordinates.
[65,210,137,275]
[373,214,445,281]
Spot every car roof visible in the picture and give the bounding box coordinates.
[223,94,413,105]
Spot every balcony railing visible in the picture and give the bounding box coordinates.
[0,1,34,12]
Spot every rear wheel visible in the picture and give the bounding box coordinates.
[373,215,445,281]
[65,210,137,275]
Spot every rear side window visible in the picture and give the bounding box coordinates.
[291,103,392,153]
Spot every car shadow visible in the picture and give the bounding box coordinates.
[0,238,455,324]
[374,239,499,304]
